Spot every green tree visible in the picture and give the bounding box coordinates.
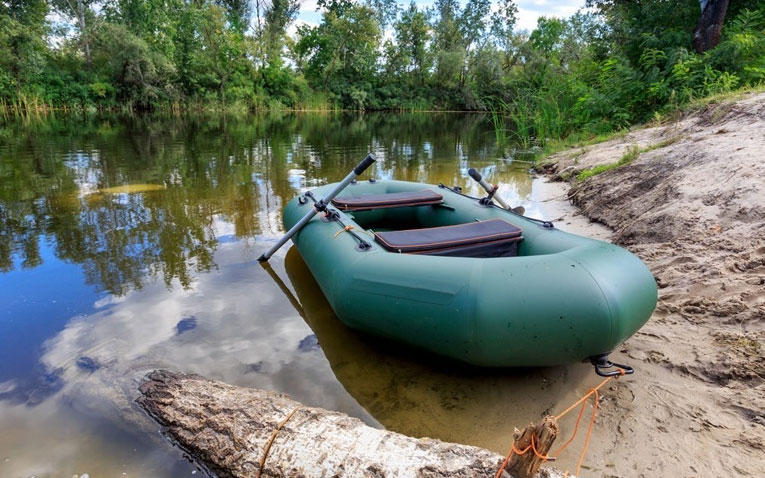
[51,0,99,71]
[0,0,48,98]
[530,17,566,59]
[0,0,763,119]
[394,2,431,87]
[431,0,491,96]
[490,0,517,47]
[106,0,182,59]
[431,0,463,90]
[365,0,400,31]
[195,3,251,102]
[217,0,252,34]
[294,5,381,107]
[93,23,176,108]
[262,0,300,67]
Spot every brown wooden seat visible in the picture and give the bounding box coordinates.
[374,219,523,257]
[332,190,443,211]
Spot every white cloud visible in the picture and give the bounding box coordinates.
[300,0,321,12]
[516,0,586,31]
[287,17,319,38]
[292,0,586,34]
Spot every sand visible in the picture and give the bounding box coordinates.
[537,92,765,477]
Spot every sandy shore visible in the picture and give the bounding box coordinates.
[538,92,765,477]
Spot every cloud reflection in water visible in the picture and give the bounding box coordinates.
[0,238,374,477]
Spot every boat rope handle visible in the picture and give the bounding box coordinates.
[495,367,627,478]
[320,209,372,250]
[258,406,302,478]
[590,354,635,377]
[303,191,372,249]
[334,225,374,239]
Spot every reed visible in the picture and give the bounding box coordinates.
[507,98,535,150]
[483,83,575,155]
[488,106,508,145]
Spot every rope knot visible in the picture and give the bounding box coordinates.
[497,375,622,478]
[333,225,354,238]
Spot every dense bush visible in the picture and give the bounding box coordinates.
[494,3,765,144]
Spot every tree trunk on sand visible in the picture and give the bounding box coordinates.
[137,370,569,478]
[693,0,730,53]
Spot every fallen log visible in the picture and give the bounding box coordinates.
[137,370,569,478]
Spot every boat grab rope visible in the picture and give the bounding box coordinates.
[438,183,554,229]
[257,406,303,478]
[302,191,372,250]
[333,224,374,239]
[495,368,626,478]
[324,211,372,250]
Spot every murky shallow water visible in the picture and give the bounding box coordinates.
[1,113,603,476]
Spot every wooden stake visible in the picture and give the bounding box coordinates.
[504,416,560,478]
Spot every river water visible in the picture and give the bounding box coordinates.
[0,112,600,477]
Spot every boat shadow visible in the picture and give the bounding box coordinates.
[280,247,592,453]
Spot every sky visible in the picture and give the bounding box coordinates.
[292,0,587,35]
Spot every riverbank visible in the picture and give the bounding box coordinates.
[537,91,765,476]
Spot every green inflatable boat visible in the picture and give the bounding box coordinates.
[282,176,657,370]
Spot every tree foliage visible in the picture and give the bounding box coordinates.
[0,0,762,140]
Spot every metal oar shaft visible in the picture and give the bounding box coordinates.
[257,154,376,262]
[467,168,511,209]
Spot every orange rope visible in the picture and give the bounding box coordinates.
[530,434,552,460]
[555,374,616,421]
[495,369,625,478]
[333,225,374,238]
[333,225,353,238]
[577,389,599,474]
[549,388,589,458]
[496,435,552,478]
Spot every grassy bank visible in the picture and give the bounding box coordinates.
[526,83,765,170]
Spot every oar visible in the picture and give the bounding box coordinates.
[257,153,376,263]
[467,168,525,215]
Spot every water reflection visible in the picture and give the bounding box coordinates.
[0,238,373,477]
[0,112,568,477]
[0,113,533,295]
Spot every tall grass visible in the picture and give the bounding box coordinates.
[488,105,508,144]
[485,88,569,152]
[0,93,343,117]
[508,99,534,150]
[0,92,56,118]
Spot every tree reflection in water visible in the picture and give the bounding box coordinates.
[0,112,530,295]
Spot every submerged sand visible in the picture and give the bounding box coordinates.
[539,92,765,477]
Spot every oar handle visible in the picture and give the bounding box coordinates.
[467,168,483,182]
[467,168,511,210]
[257,153,377,262]
[355,154,376,175]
